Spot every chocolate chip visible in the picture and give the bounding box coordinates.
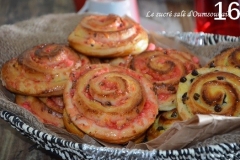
[157,126,164,131]
[190,78,195,83]
[182,92,187,99]
[217,76,225,80]
[180,77,187,83]
[171,111,178,118]
[182,92,188,104]
[214,104,222,112]
[191,70,199,76]
[193,93,200,100]
[209,61,215,68]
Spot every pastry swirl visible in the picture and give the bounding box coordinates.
[63,109,85,138]
[68,14,149,57]
[1,43,89,96]
[64,64,158,144]
[177,66,240,120]
[39,96,64,114]
[208,47,240,68]
[130,49,200,111]
[147,109,182,141]
[15,94,64,128]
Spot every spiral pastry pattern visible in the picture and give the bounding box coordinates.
[68,14,149,58]
[15,94,64,128]
[146,108,182,141]
[63,109,85,138]
[1,43,90,96]
[130,49,200,111]
[208,47,240,68]
[177,66,240,120]
[39,96,64,114]
[64,64,158,144]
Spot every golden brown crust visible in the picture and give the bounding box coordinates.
[39,96,64,114]
[131,132,146,144]
[177,66,240,120]
[1,43,90,96]
[102,55,133,68]
[68,14,149,58]
[63,109,85,138]
[64,64,158,144]
[15,94,64,128]
[130,49,201,111]
[208,47,240,68]
[146,109,182,141]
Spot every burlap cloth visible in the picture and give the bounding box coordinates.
[1,13,240,151]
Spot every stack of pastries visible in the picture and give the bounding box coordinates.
[1,43,90,128]
[1,13,240,144]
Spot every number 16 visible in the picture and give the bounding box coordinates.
[214,2,240,20]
